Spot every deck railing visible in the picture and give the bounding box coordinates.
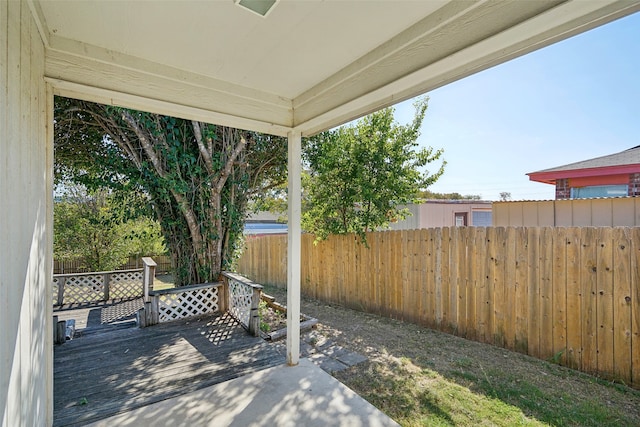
[53,257,157,306]
[222,272,262,336]
[138,272,262,336]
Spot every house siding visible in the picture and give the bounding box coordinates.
[1,1,52,426]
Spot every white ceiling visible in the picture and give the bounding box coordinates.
[31,0,640,136]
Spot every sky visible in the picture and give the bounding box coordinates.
[392,11,640,202]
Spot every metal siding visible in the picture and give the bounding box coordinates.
[612,198,635,226]
[555,199,573,226]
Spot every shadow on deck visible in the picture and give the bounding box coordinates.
[53,311,284,427]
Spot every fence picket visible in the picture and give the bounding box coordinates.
[565,228,582,370]
[597,228,615,376]
[236,226,639,387]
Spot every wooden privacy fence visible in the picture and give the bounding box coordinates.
[237,227,640,387]
[53,254,172,275]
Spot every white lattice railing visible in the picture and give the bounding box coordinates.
[222,272,262,336]
[135,272,262,336]
[53,268,145,306]
[152,284,221,323]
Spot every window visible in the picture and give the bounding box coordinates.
[454,212,468,226]
[472,210,492,226]
[571,185,628,199]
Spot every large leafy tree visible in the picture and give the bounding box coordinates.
[303,97,445,242]
[55,97,287,285]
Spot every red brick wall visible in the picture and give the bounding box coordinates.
[629,173,640,196]
[555,178,570,199]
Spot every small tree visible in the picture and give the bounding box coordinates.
[54,188,165,271]
[303,97,445,242]
[499,192,512,201]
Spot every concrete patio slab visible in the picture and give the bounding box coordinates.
[87,358,399,427]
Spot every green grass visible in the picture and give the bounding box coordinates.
[337,357,637,427]
[342,358,540,427]
[152,273,175,291]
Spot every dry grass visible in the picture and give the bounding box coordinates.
[262,284,640,427]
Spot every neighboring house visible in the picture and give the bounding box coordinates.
[389,200,493,230]
[245,211,287,236]
[527,145,640,199]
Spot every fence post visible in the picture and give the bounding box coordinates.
[103,273,111,301]
[249,286,262,336]
[142,257,157,303]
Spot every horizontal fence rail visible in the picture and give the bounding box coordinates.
[237,227,640,388]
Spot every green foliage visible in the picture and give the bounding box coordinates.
[54,97,287,285]
[54,188,165,271]
[419,190,482,200]
[302,97,445,242]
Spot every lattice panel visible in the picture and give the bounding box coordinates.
[158,287,219,323]
[63,275,104,304]
[228,279,253,328]
[109,271,144,299]
[52,278,60,305]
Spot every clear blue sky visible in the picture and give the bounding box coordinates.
[393,11,640,201]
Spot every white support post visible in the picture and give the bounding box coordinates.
[286,130,302,366]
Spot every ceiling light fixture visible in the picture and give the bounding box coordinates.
[235,0,279,18]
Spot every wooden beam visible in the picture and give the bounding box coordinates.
[45,46,294,136]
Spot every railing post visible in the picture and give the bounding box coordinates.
[57,277,66,306]
[249,286,262,336]
[103,272,111,301]
[150,296,159,325]
[219,276,229,313]
[142,257,157,303]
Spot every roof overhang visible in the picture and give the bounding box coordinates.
[528,164,640,185]
[30,0,640,136]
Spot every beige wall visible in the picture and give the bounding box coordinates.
[1,1,52,425]
[389,202,492,230]
[493,198,640,227]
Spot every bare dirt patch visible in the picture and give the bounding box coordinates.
[262,284,640,426]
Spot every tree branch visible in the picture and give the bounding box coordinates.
[191,121,214,173]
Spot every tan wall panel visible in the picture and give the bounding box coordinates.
[555,199,573,226]
[493,198,640,227]
[612,198,635,227]
[572,199,592,226]
[592,198,614,226]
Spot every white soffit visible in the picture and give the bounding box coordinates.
[32,0,640,136]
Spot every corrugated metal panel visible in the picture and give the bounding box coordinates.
[493,197,640,226]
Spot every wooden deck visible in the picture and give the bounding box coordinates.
[53,312,284,427]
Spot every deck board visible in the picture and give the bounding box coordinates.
[53,312,284,427]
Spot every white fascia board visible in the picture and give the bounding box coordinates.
[47,78,293,137]
[294,0,640,136]
[45,38,294,135]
